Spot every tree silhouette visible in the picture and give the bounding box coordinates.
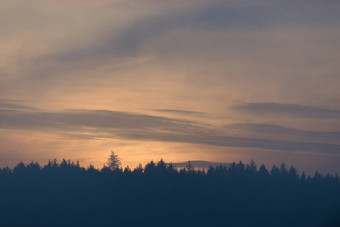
[186,161,194,173]
[0,158,339,226]
[107,151,121,170]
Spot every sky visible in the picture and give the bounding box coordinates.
[1,0,340,174]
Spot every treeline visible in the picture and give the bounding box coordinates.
[0,159,339,183]
[0,159,339,226]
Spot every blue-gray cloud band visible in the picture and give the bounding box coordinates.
[227,123,340,143]
[0,102,339,155]
[234,102,340,119]
[35,0,340,70]
[149,109,206,116]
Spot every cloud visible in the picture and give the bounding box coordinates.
[124,130,340,155]
[149,109,206,116]
[0,99,39,111]
[0,108,200,132]
[226,123,340,143]
[0,106,339,155]
[15,0,340,80]
[2,0,339,107]
[52,0,340,64]
[234,103,340,119]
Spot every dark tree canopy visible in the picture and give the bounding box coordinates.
[0,159,339,226]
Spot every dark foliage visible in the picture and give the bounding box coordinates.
[0,159,339,226]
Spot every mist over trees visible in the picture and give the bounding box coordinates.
[0,158,339,226]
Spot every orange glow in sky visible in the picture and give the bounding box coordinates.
[1,0,340,174]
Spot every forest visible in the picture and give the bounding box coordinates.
[0,154,339,226]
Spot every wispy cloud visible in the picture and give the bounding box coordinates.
[0,99,39,111]
[0,108,200,132]
[149,109,206,116]
[0,105,339,155]
[234,103,340,119]
[225,123,340,143]
[57,0,340,61]
[8,0,340,83]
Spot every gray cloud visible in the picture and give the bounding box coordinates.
[149,109,206,116]
[0,108,200,132]
[38,0,340,65]
[227,123,340,143]
[123,130,340,155]
[234,103,340,119]
[3,0,339,106]
[0,106,339,155]
[0,99,39,111]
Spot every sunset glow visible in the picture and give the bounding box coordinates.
[1,0,340,174]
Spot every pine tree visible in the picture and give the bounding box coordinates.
[107,151,121,170]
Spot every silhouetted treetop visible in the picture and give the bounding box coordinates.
[107,151,121,170]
